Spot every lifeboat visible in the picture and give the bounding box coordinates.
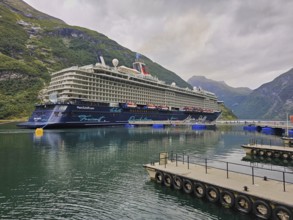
[158,105,169,111]
[183,106,191,111]
[144,103,156,109]
[202,109,213,113]
[123,102,137,108]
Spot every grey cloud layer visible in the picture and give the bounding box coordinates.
[24,0,293,89]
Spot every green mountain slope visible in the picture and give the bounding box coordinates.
[0,0,191,119]
[234,69,293,120]
[188,70,293,120]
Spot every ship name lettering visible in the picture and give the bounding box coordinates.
[110,108,122,112]
[78,115,106,122]
[128,116,151,121]
[77,106,95,110]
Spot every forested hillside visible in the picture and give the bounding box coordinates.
[188,70,293,120]
[0,0,191,119]
[188,76,251,113]
[234,68,293,120]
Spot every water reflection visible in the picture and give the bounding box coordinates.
[242,155,293,170]
[0,124,290,219]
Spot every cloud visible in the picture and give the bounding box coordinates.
[24,0,293,89]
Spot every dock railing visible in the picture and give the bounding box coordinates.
[164,151,293,192]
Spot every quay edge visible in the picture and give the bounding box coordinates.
[242,144,293,160]
[144,153,293,220]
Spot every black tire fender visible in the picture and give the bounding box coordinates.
[183,179,193,194]
[173,176,183,190]
[273,206,292,220]
[252,149,259,155]
[206,186,220,203]
[274,152,280,158]
[163,173,173,187]
[252,200,272,219]
[194,182,206,198]
[259,150,265,156]
[235,195,252,214]
[266,151,272,157]
[220,190,235,208]
[282,152,289,159]
[155,171,164,184]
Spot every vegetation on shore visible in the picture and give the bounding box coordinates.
[218,104,238,120]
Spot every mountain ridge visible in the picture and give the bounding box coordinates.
[234,68,293,119]
[188,69,293,120]
[187,75,252,112]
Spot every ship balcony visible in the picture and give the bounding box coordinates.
[47,86,73,92]
[51,74,98,84]
[51,78,94,86]
[48,84,96,93]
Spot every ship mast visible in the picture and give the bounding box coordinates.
[286,112,289,137]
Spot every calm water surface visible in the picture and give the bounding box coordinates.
[0,123,290,219]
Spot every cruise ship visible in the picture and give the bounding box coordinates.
[18,56,221,128]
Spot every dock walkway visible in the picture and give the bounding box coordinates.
[144,153,293,219]
[128,120,216,127]
[242,144,293,159]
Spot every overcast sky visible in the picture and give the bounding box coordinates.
[23,0,293,89]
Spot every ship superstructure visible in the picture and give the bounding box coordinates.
[46,58,219,111]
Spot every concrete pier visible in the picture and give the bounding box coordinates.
[144,153,293,220]
[242,144,293,160]
[128,120,216,128]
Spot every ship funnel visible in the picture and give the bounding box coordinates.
[133,62,149,75]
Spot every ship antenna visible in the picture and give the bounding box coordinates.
[286,112,289,137]
[135,52,140,62]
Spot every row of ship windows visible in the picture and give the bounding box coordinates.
[61,91,201,101]
[55,71,210,93]
[52,74,145,85]
[49,86,170,97]
[56,90,169,99]
[50,75,205,97]
[50,83,164,93]
[60,94,217,109]
[55,89,203,102]
[60,96,208,108]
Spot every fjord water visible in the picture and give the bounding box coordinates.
[0,123,288,219]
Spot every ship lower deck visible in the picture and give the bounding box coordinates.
[144,154,293,219]
[18,104,221,129]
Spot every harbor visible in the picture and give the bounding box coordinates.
[1,1,293,220]
[144,152,293,219]
[1,123,286,220]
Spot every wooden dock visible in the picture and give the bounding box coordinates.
[144,153,293,220]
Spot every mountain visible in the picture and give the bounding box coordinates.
[187,76,252,112]
[234,68,293,120]
[0,0,192,119]
[188,69,293,120]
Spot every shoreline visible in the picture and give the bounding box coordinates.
[0,119,26,125]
